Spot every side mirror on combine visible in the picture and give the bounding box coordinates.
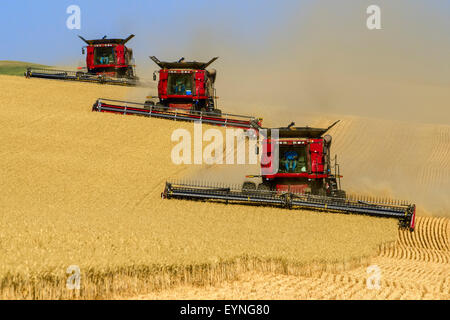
[153,71,157,81]
[82,47,85,54]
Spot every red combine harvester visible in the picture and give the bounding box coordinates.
[145,56,220,114]
[92,56,263,129]
[244,121,345,197]
[25,35,138,86]
[162,121,416,231]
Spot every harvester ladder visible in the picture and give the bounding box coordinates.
[334,154,342,190]
[214,88,218,110]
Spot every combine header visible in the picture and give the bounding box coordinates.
[25,35,138,86]
[92,98,262,129]
[161,122,416,231]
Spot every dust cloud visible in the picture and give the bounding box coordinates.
[114,1,449,124]
[117,1,450,216]
[155,0,449,125]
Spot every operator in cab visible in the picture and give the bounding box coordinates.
[282,149,307,173]
[174,79,186,94]
[283,150,298,172]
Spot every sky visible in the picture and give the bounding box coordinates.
[0,0,303,65]
[2,0,446,65]
[1,0,449,124]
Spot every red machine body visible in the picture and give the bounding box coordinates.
[247,122,344,197]
[79,35,136,78]
[148,56,220,114]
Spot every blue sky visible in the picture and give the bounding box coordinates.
[1,0,448,70]
[0,0,306,64]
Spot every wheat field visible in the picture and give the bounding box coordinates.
[132,216,450,300]
[0,75,448,299]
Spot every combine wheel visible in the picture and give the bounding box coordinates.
[316,189,327,197]
[144,100,155,111]
[328,190,347,205]
[125,67,134,79]
[334,190,347,199]
[154,103,168,112]
[257,183,271,192]
[242,182,256,193]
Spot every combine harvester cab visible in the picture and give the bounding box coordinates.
[25,35,138,86]
[250,121,345,197]
[161,121,416,231]
[145,56,220,114]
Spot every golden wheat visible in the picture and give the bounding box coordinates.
[0,75,402,299]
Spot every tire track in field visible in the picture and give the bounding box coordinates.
[317,117,355,167]
[381,217,450,263]
[397,217,449,251]
[417,126,450,191]
[343,120,375,173]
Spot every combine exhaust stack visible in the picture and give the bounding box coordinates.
[162,182,416,231]
[92,98,262,129]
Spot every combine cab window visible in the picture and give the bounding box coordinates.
[94,47,115,65]
[279,144,308,173]
[168,73,194,95]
